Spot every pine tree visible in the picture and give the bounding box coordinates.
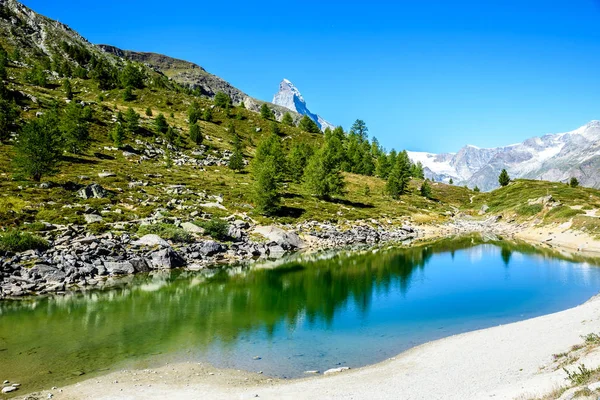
[189,122,202,145]
[188,101,201,124]
[164,126,177,145]
[498,169,510,187]
[420,179,432,199]
[449,178,454,185]
[260,103,274,120]
[569,177,579,188]
[202,107,213,122]
[122,86,134,102]
[474,186,481,192]
[270,120,281,136]
[111,123,125,148]
[287,142,314,183]
[282,112,294,127]
[60,102,90,154]
[14,112,62,181]
[253,134,286,179]
[145,107,153,117]
[124,107,140,134]
[386,151,411,198]
[298,115,320,133]
[411,161,425,179]
[350,119,368,139]
[229,133,244,172]
[63,79,73,100]
[214,92,231,108]
[0,98,19,142]
[154,113,168,134]
[119,63,145,89]
[376,153,391,178]
[303,139,345,199]
[253,156,280,216]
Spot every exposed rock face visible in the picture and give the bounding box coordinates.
[408,121,600,191]
[272,79,334,131]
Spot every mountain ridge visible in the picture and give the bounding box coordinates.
[408,120,600,190]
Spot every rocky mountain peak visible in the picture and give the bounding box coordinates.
[272,79,334,132]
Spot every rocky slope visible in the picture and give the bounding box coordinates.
[98,45,307,124]
[408,120,600,191]
[272,79,335,131]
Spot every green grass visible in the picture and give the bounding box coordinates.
[137,223,192,243]
[0,230,49,252]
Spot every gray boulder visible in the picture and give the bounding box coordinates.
[78,183,108,199]
[133,234,170,247]
[130,258,151,273]
[30,265,66,283]
[150,248,185,269]
[84,214,103,224]
[198,240,226,256]
[181,222,205,234]
[104,261,135,275]
[254,226,304,249]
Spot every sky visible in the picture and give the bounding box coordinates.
[20,0,600,153]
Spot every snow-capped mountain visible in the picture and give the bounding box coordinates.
[408,120,600,191]
[272,79,335,131]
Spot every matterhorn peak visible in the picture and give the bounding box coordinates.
[272,79,334,132]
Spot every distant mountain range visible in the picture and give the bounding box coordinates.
[408,120,600,191]
[272,79,334,131]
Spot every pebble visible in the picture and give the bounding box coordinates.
[1,386,18,394]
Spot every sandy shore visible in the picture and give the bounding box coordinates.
[16,292,600,400]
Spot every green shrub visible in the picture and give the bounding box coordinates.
[545,206,585,220]
[197,218,229,241]
[137,223,192,243]
[0,230,49,252]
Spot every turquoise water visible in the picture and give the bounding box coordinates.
[1,237,600,392]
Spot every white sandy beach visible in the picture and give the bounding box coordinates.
[19,291,600,400]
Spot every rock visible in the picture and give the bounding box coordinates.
[323,367,350,375]
[78,183,109,199]
[130,258,151,273]
[233,220,250,229]
[150,248,185,269]
[268,244,286,258]
[133,234,170,247]
[304,370,320,374]
[1,386,17,393]
[588,381,600,391]
[227,225,244,241]
[30,264,66,283]
[84,214,103,224]
[104,261,135,275]
[98,172,117,178]
[181,222,205,234]
[198,241,226,256]
[254,226,304,249]
[199,202,227,210]
[479,204,489,215]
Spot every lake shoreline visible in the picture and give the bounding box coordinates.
[13,281,600,400]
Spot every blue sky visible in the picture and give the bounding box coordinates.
[21,0,600,153]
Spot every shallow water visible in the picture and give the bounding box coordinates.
[2,237,600,392]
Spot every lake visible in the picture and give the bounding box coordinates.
[2,236,600,393]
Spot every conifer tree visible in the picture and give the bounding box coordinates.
[569,177,579,188]
[282,112,294,127]
[189,122,202,145]
[386,151,411,198]
[474,186,481,192]
[253,156,280,215]
[303,138,345,199]
[0,98,19,142]
[376,153,391,178]
[124,107,140,134]
[287,142,314,183]
[145,107,153,117]
[14,112,62,181]
[298,115,320,133]
[229,133,244,172]
[154,113,168,134]
[111,123,125,148]
[253,134,286,179]
[498,169,510,187]
[260,103,274,120]
[449,178,454,185]
[60,102,90,154]
[214,92,231,108]
[202,107,213,122]
[420,179,432,199]
[188,101,201,124]
[270,120,281,136]
[63,79,73,100]
[122,86,134,102]
[350,119,368,139]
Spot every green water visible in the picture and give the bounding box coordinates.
[2,237,600,393]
